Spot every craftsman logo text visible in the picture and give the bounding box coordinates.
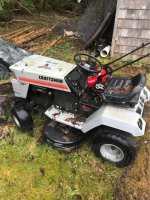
[39,76,63,83]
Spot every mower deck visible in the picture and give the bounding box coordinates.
[43,119,85,152]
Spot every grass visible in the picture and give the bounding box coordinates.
[0,12,150,200]
[0,121,123,200]
[45,38,77,63]
[1,105,123,200]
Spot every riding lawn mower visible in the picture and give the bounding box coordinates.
[10,42,150,167]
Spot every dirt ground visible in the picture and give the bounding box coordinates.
[0,12,150,200]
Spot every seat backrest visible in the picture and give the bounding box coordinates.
[131,74,146,89]
[103,73,146,104]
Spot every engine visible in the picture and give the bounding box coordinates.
[28,85,53,109]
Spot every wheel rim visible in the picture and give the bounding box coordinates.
[13,115,21,128]
[100,144,124,162]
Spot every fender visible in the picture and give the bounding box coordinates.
[81,87,150,137]
[81,103,146,137]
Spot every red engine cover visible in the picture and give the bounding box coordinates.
[87,76,98,88]
[87,69,107,88]
[98,68,107,83]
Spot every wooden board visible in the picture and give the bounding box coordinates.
[112,52,150,63]
[113,44,150,55]
[117,19,150,29]
[116,37,150,47]
[118,9,150,20]
[119,0,150,10]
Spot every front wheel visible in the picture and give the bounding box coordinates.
[11,101,33,131]
[92,128,137,167]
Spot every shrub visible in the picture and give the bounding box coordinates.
[0,0,11,10]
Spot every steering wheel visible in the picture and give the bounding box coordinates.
[74,53,103,73]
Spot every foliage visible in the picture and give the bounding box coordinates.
[19,0,35,10]
[0,0,11,11]
[0,0,90,13]
[0,9,12,21]
[0,0,77,12]
[49,0,76,11]
[0,0,35,21]
[0,0,35,11]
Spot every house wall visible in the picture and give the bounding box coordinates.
[111,0,150,62]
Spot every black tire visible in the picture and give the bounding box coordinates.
[92,127,137,167]
[11,101,33,131]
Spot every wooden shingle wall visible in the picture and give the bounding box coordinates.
[111,0,150,62]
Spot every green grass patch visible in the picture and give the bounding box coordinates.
[45,39,78,63]
[0,124,122,200]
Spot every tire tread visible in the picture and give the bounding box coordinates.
[92,127,137,167]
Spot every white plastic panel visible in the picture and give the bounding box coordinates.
[10,55,76,92]
[81,103,146,136]
[12,79,29,98]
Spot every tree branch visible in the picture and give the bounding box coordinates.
[16,0,36,18]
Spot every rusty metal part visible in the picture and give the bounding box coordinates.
[65,115,86,126]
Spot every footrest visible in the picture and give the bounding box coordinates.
[45,106,86,130]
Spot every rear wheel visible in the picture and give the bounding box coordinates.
[92,127,137,167]
[11,101,33,131]
[100,144,124,163]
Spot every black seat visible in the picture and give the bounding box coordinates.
[103,74,146,104]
